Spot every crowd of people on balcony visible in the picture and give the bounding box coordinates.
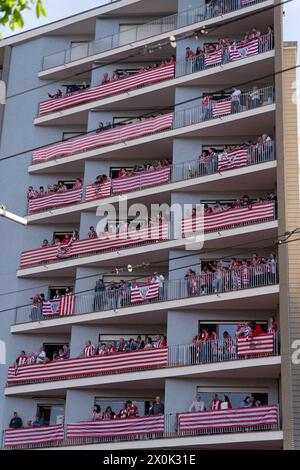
[14,344,70,367]
[47,83,89,100]
[185,253,278,295]
[185,25,274,72]
[192,317,278,348]
[13,335,167,368]
[188,392,266,413]
[199,192,277,216]
[91,396,165,422]
[46,56,176,103]
[27,178,83,200]
[100,56,176,86]
[80,335,167,358]
[197,134,273,175]
[91,159,171,185]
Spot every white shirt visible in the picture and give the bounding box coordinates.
[189,400,205,412]
[36,351,46,363]
[231,89,241,101]
[220,402,229,410]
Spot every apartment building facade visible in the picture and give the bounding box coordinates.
[0,0,299,450]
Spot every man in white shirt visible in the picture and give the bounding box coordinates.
[189,395,205,412]
[152,272,165,299]
[35,346,48,364]
[231,87,242,113]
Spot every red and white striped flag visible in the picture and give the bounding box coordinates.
[229,39,259,61]
[177,405,278,433]
[42,296,75,317]
[112,167,171,194]
[237,333,274,357]
[39,64,175,116]
[60,295,76,316]
[85,181,111,202]
[29,188,82,213]
[218,148,248,171]
[130,282,160,303]
[42,299,61,317]
[32,114,173,163]
[67,415,164,439]
[7,348,168,385]
[204,50,222,67]
[212,98,232,117]
[4,425,64,449]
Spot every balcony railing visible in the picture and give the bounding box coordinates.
[3,405,280,449]
[173,86,274,129]
[31,86,275,165]
[7,334,279,387]
[39,63,175,116]
[38,33,274,118]
[20,201,275,269]
[176,33,274,77]
[28,142,275,214]
[41,0,270,71]
[15,263,278,324]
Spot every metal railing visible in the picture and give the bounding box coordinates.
[32,85,275,166]
[176,33,274,77]
[173,86,275,129]
[7,335,279,386]
[41,0,269,71]
[27,141,275,214]
[15,265,278,324]
[3,405,280,449]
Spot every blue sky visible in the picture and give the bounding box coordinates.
[1,0,298,43]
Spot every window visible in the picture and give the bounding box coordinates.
[110,166,135,179]
[95,397,152,417]
[57,179,76,190]
[62,132,85,141]
[119,24,142,46]
[98,333,163,347]
[53,231,74,242]
[36,404,65,426]
[113,116,141,127]
[198,321,268,339]
[48,286,73,299]
[196,387,269,409]
[70,41,89,62]
[43,343,69,361]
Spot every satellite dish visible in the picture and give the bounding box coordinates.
[127,264,133,273]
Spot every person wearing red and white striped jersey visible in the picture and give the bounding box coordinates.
[125,401,139,418]
[210,393,222,411]
[73,178,83,189]
[81,340,95,358]
[27,352,36,365]
[15,351,28,366]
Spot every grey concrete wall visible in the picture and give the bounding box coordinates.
[165,377,279,414]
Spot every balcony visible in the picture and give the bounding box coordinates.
[15,262,279,327]
[27,142,275,216]
[35,34,274,126]
[39,0,273,78]
[30,85,275,173]
[38,63,175,118]
[3,405,280,450]
[19,201,275,272]
[7,334,279,387]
